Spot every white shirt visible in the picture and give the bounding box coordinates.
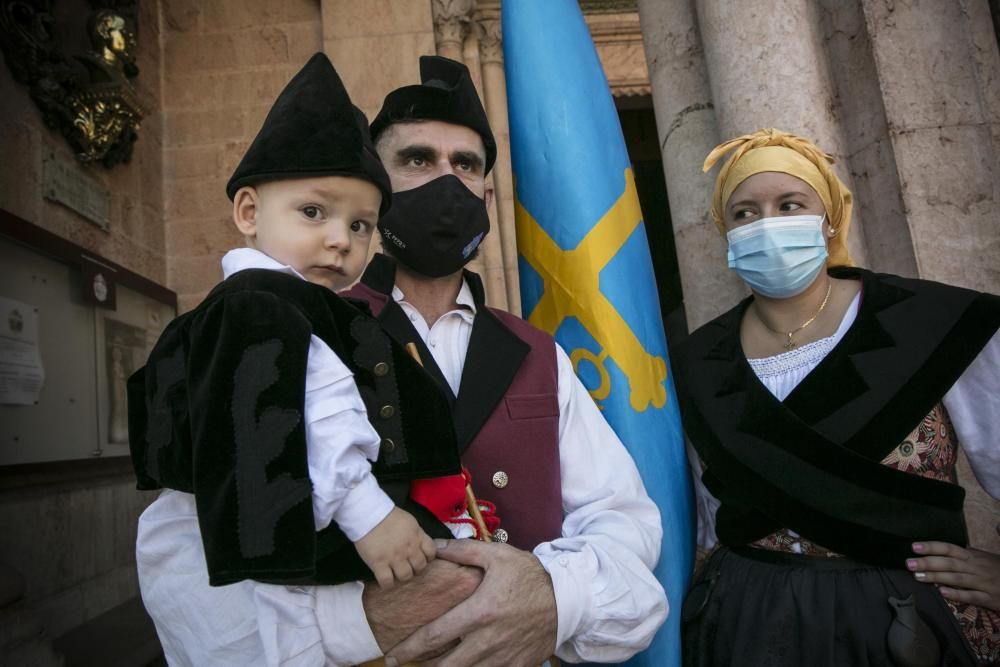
[692,292,1000,551]
[137,259,666,666]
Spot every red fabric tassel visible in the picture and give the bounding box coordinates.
[410,472,467,523]
[410,467,502,539]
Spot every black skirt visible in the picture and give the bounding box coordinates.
[682,546,981,667]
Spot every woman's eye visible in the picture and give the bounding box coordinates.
[733,208,755,220]
[780,201,802,212]
[302,206,321,220]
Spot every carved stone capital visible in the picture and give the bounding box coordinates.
[432,0,474,52]
[473,5,502,65]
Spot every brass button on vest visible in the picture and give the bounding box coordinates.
[379,405,395,419]
[492,471,509,489]
[373,361,389,377]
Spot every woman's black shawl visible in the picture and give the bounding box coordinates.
[673,268,1000,566]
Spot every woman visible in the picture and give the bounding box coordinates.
[674,129,1000,666]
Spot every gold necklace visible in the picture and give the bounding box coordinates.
[756,282,833,350]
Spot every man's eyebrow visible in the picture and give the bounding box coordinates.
[394,144,437,162]
[451,150,484,171]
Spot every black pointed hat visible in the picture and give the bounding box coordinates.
[226,53,392,214]
[370,56,497,174]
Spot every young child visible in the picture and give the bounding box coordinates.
[129,53,470,592]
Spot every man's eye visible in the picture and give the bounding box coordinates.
[408,157,426,167]
[302,206,321,219]
[455,161,472,172]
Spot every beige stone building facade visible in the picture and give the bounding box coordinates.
[0,0,997,662]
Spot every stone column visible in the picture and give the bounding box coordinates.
[475,2,522,316]
[695,0,868,267]
[430,0,508,309]
[857,0,1000,294]
[638,0,744,330]
[859,0,1000,552]
[464,28,509,310]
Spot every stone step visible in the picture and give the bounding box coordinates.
[51,596,162,667]
[0,603,63,667]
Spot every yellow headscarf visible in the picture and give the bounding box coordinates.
[703,128,854,267]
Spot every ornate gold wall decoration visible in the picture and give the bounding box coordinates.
[0,0,143,168]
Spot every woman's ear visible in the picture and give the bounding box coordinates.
[232,187,259,241]
[825,215,840,239]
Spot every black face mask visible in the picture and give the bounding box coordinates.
[377,174,490,278]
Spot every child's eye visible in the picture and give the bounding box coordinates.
[301,206,322,220]
[350,220,370,233]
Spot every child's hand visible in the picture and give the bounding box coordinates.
[908,541,1000,612]
[355,507,437,588]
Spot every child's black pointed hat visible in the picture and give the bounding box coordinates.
[370,55,497,174]
[226,53,392,214]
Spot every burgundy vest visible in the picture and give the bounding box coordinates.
[345,279,563,551]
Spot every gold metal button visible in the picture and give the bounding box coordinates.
[492,471,509,489]
[381,438,395,453]
[373,361,389,377]
[493,528,509,543]
[379,405,395,419]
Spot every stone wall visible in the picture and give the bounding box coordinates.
[160,0,324,312]
[0,0,166,660]
[0,472,152,633]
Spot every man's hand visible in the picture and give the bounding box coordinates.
[364,557,483,653]
[385,539,558,667]
[908,541,1000,612]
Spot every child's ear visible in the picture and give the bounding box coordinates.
[232,187,259,239]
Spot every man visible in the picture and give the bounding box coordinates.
[342,56,666,666]
[135,55,665,667]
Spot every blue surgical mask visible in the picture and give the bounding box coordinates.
[726,215,828,298]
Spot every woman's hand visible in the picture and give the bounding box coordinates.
[908,541,1000,612]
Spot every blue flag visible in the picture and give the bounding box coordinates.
[503,1,694,665]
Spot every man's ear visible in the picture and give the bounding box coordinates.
[232,186,259,240]
[484,179,495,211]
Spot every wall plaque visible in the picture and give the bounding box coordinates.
[42,152,112,231]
